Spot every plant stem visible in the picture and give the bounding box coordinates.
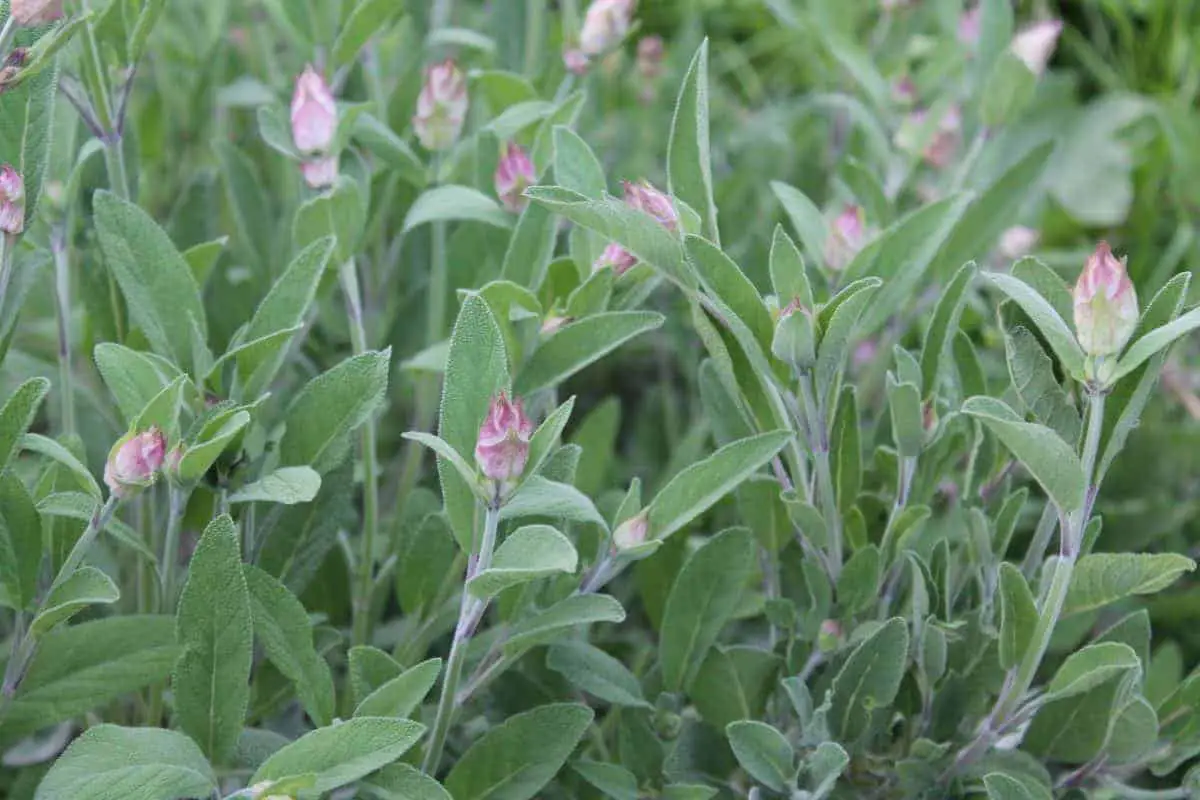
[1020,503,1059,579]
[78,0,129,200]
[423,496,502,775]
[0,15,17,62]
[341,260,381,648]
[523,0,544,77]
[51,229,75,436]
[798,371,841,577]
[0,233,14,316]
[159,486,188,611]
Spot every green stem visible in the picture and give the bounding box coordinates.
[1020,503,1059,579]
[0,15,17,63]
[341,260,381,648]
[0,233,14,316]
[523,0,544,77]
[423,497,502,775]
[159,486,188,611]
[798,371,841,577]
[51,229,75,436]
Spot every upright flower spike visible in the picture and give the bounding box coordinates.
[11,0,63,25]
[290,66,339,189]
[1073,242,1138,359]
[0,165,25,236]
[475,392,534,485]
[104,427,167,497]
[413,59,468,152]
[824,204,868,271]
[1011,19,1062,77]
[494,143,536,213]
[579,0,635,58]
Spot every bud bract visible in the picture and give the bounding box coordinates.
[0,165,25,236]
[413,59,468,152]
[1073,242,1138,359]
[1010,19,1062,77]
[475,392,534,484]
[593,242,638,276]
[300,156,338,190]
[613,512,649,551]
[494,142,537,213]
[623,179,678,231]
[824,204,868,271]
[104,427,167,497]
[11,0,63,25]
[579,0,635,57]
[291,66,337,155]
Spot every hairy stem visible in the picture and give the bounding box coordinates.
[159,485,189,611]
[51,229,75,436]
[798,371,841,577]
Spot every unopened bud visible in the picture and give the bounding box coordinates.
[998,226,1039,261]
[291,66,337,155]
[623,179,678,231]
[593,242,638,276]
[1011,20,1062,77]
[475,392,534,484]
[818,619,843,652]
[0,165,25,236]
[824,204,868,271]
[494,142,537,213]
[637,36,664,79]
[772,298,817,369]
[891,75,916,106]
[1073,241,1138,359]
[163,444,186,484]
[413,59,468,152]
[957,4,981,47]
[104,427,167,498]
[579,0,635,58]
[300,156,338,190]
[541,314,572,336]
[613,512,649,551]
[562,48,590,75]
[11,0,63,25]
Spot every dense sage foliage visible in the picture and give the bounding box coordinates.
[1,1,1200,799]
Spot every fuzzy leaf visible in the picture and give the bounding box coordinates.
[1064,553,1196,616]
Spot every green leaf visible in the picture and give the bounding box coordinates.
[178,410,249,482]
[2,616,179,744]
[806,741,849,797]
[293,176,366,263]
[1045,642,1141,702]
[498,476,608,530]
[34,724,217,800]
[258,104,299,159]
[439,295,509,550]
[1064,553,1196,616]
[887,376,923,458]
[983,772,1053,800]
[500,192,558,290]
[685,236,773,352]
[1106,695,1158,765]
[828,617,910,742]
[19,435,100,506]
[962,396,1086,514]
[660,528,756,692]
[228,467,322,505]
[998,563,1037,670]
[93,344,180,426]
[183,238,226,286]
[836,545,881,615]
[468,525,578,598]
[573,761,638,800]
[521,397,575,492]
[647,432,790,542]
[348,645,404,706]
[0,377,50,472]
[546,641,650,708]
[94,192,207,367]
[815,278,883,401]
[332,0,403,68]
[214,140,272,271]
[514,312,664,396]
[354,114,426,188]
[174,515,252,764]
[363,764,453,800]
[503,594,626,655]
[0,472,41,609]
[279,349,391,474]
[770,181,827,268]
[920,262,977,396]
[769,226,814,309]
[553,126,606,198]
[726,720,795,793]
[980,272,1085,380]
[668,40,718,242]
[251,717,426,794]
[1111,304,1200,383]
[29,566,119,637]
[401,432,485,502]
[1005,326,1081,445]
[444,703,594,800]
[354,658,442,719]
[244,565,336,727]
[403,185,513,233]
[0,19,58,227]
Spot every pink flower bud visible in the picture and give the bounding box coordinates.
[475,392,534,484]
[11,0,63,25]
[612,512,649,551]
[853,339,879,369]
[0,165,25,236]
[898,106,962,169]
[592,242,638,276]
[637,35,664,79]
[818,619,843,652]
[1073,242,1139,358]
[563,48,590,75]
[413,59,468,152]
[541,314,572,335]
[494,142,537,213]
[291,66,337,155]
[623,179,678,231]
[1011,19,1062,77]
[957,4,981,46]
[824,204,868,271]
[998,225,1039,261]
[891,75,916,106]
[579,0,635,57]
[300,155,338,190]
[104,427,167,497]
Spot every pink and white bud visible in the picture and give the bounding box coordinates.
[1011,19,1062,77]
[301,155,339,190]
[957,4,981,46]
[998,226,1039,261]
[1073,241,1139,358]
[413,59,468,152]
[104,427,167,497]
[475,392,535,484]
[291,66,337,155]
[818,619,843,652]
[0,165,24,236]
[541,314,572,336]
[563,48,590,75]
[593,242,638,276]
[579,0,635,57]
[613,512,649,551]
[495,142,537,213]
[11,0,63,25]
[623,179,677,231]
[900,106,961,169]
[824,204,868,271]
